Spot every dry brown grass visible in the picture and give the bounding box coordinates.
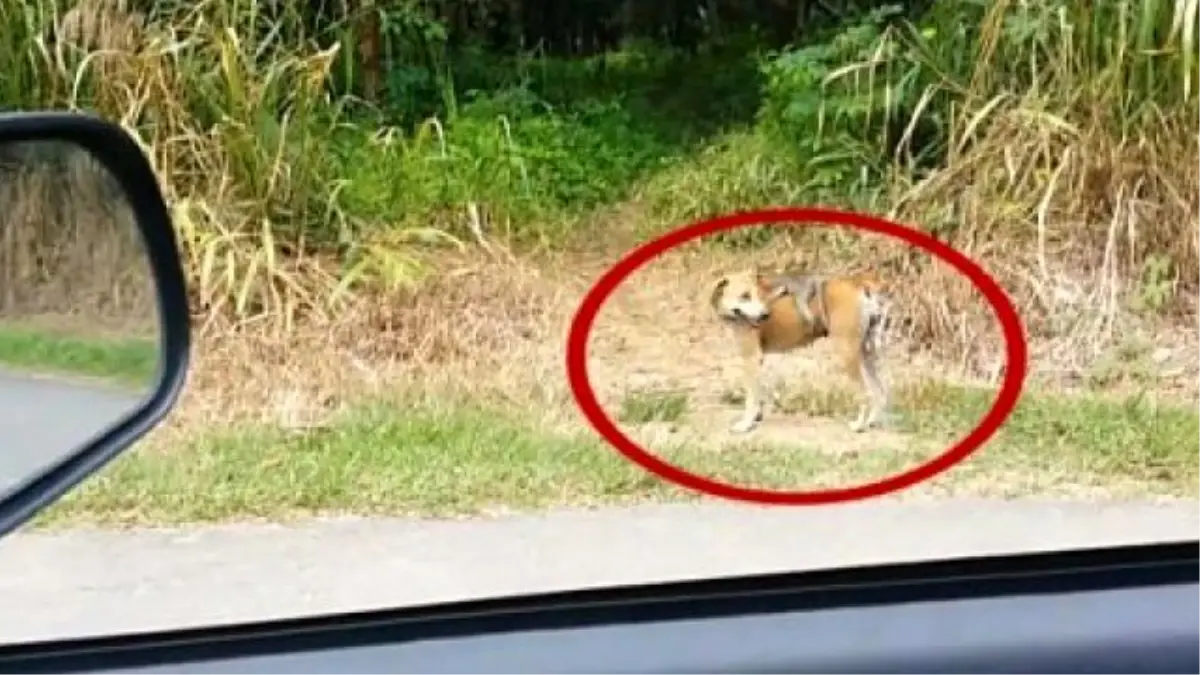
[144,226,1197,454]
[887,101,1200,371]
[0,139,157,332]
[1,127,1194,458]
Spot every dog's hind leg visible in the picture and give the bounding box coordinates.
[856,346,889,432]
[829,304,889,433]
[848,299,890,432]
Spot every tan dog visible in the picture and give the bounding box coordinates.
[709,266,891,435]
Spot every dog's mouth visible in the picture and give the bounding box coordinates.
[729,309,768,327]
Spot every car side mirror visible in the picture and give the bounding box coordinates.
[0,112,190,539]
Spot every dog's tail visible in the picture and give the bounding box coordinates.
[863,307,887,354]
[856,277,891,355]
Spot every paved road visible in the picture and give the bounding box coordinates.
[0,370,143,495]
[0,499,1195,643]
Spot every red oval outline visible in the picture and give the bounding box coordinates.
[565,207,1029,505]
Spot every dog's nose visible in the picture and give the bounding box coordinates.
[761,310,770,320]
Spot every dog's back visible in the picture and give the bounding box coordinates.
[823,272,890,355]
[767,267,890,350]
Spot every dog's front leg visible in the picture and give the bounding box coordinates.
[731,333,765,434]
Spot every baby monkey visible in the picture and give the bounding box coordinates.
[760,270,830,333]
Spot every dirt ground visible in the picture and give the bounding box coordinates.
[154,235,1199,459]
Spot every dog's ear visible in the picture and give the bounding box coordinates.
[755,272,776,295]
[710,276,730,309]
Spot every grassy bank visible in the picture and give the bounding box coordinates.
[0,324,158,388]
[39,382,1198,528]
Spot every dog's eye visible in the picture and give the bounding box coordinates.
[740,292,751,301]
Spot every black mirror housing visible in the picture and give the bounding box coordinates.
[0,111,191,538]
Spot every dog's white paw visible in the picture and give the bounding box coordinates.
[730,417,760,434]
[849,414,876,433]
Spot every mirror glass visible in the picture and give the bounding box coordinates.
[0,139,161,495]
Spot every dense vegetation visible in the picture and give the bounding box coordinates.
[1,0,1196,335]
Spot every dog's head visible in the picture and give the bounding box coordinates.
[710,270,774,326]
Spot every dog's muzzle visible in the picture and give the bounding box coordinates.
[733,308,769,326]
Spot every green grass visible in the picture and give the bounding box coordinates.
[0,324,159,389]
[618,388,690,424]
[38,385,1199,529]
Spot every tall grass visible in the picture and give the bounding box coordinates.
[702,0,1196,355]
[0,0,1194,354]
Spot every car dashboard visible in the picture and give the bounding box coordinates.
[0,540,1194,674]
